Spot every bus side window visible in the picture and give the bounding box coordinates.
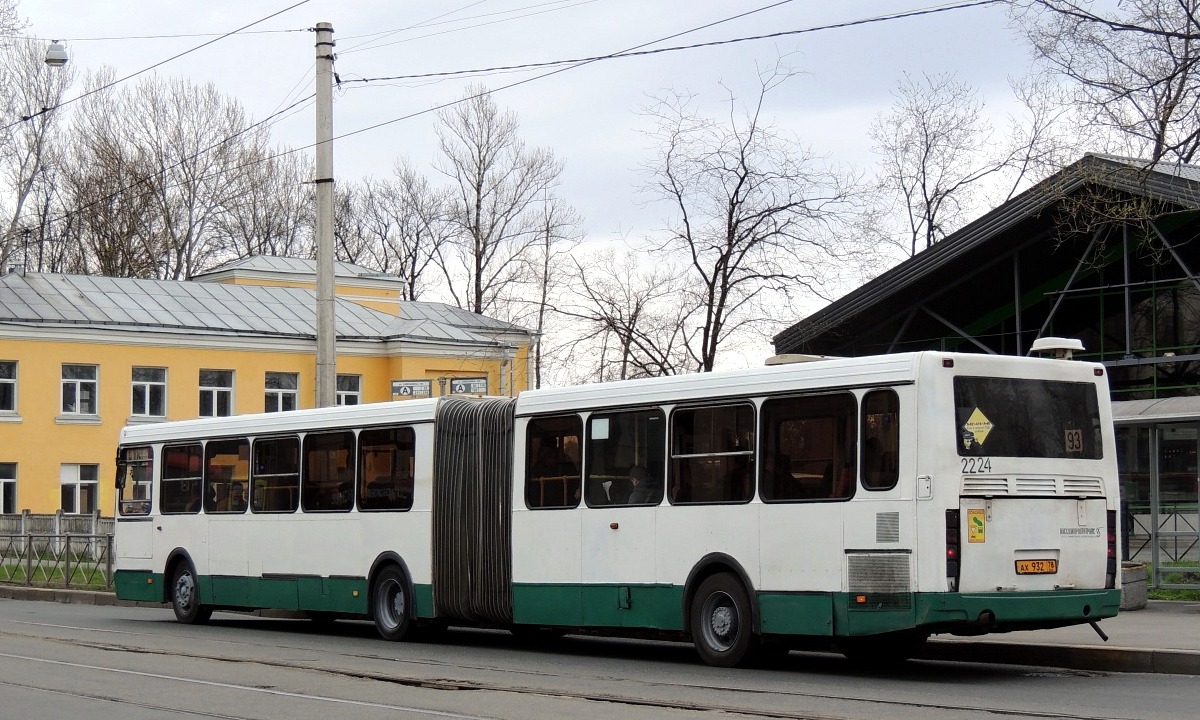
[252,436,299,513]
[585,409,665,506]
[117,446,154,516]
[669,404,754,505]
[204,438,249,513]
[525,415,582,509]
[302,430,355,512]
[160,443,203,514]
[861,389,900,491]
[357,426,414,511]
[759,393,856,502]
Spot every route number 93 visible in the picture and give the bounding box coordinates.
[961,457,992,474]
[1064,428,1084,454]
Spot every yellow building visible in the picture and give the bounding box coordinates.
[0,256,534,517]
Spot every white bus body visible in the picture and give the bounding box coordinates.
[114,351,1120,666]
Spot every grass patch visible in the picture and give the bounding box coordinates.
[1145,561,1200,600]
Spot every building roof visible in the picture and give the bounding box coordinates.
[194,255,384,279]
[773,154,1200,354]
[0,270,528,346]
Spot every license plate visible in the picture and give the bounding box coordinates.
[1015,559,1057,575]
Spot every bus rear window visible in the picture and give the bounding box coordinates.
[954,377,1102,459]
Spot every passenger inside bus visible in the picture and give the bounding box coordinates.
[228,482,247,512]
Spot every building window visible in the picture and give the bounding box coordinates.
[337,374,361,406]
[199,370,233,417]
[61,463,98,514]
[132,367,166,417]
[0,361,15,412]
[1,463,15,514]
[61,364,98,415]
[265,372,298,412]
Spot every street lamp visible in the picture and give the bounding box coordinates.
[44,41,68,67]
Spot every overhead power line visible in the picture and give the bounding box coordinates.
[4,0,312,131]
[342,0,1003,86]
[3,28,308,42]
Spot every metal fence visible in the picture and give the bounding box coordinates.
[0,512,115,590]
[0,510,114,537]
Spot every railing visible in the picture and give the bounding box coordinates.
[0,510,114,537]
[0,533,114,590]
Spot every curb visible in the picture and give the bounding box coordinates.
[922,639,1200,676]
[4,585,1199,676]
[0,584,160,608]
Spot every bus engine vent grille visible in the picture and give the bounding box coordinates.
[961,477,1010,495]
[1015,477,1058,494]
[876,512,900,543]
[847,554,911,597]
[1062,477,1104,496]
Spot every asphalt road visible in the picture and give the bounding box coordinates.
[1,599,1197,720]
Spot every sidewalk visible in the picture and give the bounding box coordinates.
[2,585,1198,675]
[922,600,1200,675]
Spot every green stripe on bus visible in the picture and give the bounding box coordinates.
[115,570,163,603]
[512,583,684,630]
[757,592,835,636]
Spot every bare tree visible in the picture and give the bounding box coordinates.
[0,36,75,270]
[645,67,860,372]
[434,85,564,317]
[332,179,372,265]
[357,164,452,301]
[134,77,263,277]
[58,70,163,277]
[869,72,1018,255]
[557,249,691,383]
[1013,0,1200,162]
[523,195,580,388]
[216,146,314,260]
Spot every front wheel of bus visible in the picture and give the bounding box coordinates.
[170,563,212,625]
[690,573,757,667]
[371,566,412,641]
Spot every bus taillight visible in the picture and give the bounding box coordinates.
[946,509,961,592]
[1106,509,1117,589]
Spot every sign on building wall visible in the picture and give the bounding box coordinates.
[391,380,432,398]
[450,377,488,395]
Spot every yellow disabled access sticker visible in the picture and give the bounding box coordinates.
[963,408,994,448]
[967,509,986,543]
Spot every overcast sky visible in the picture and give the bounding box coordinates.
[17,0,1034,244]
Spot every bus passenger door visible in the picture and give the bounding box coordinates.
[581,506,658,627]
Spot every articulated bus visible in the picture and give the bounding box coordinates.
[113,350,1121,667]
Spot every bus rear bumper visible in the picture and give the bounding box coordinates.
[915,589,1121,635]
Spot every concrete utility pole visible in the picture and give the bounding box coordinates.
[314,22,336,407]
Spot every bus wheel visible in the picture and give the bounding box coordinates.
[690,573,757,667]
[371,566,412,641]
[170,563,212,625]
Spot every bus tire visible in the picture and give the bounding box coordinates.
[690,573,757,667]
[371,565,413,641]
[170,562,212,625]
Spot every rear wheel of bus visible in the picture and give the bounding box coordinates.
[371,565,413,641]
[690,572,758,667]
